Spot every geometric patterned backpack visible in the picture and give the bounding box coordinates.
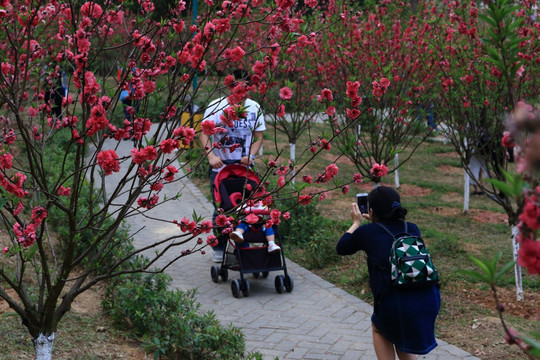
[377,222,440,289]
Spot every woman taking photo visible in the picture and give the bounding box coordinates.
[336,186,440,360]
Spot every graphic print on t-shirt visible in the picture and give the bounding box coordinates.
[214,107,260,161]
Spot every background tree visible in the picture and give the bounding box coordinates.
[313,1,439,185]
[432,0,539,301]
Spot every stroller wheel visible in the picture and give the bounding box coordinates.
[275,275,285,294]
[252,272,260,279]
[284,274,294,293]
[210,266,220,283]
[262,271,270,278]
[219,267,228,282]
[231,279,241,298]
[241,279,251,297]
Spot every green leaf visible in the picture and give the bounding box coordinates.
[470,255,493,277]
[458,269,490,283]
[0,197,7,209]
[485,178,515,197]
[495,260,515,283]
[521,336,540,357]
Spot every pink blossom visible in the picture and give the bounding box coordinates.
[353,173,363,184]
[326,106,336,117]
[245,213,260,224]
[342,185,349,194]
[0,153,13,169]
[57,185,71,197]
[215,214,231,227]
[370,163,388,178]
[299,195,312,205]
[278,176,285,187]
[283,212,291,220]
[277,104,285,117]
[501,131,514,149]
[137,195,159,209]
[97,149,120,175]
[131,146,158,165]
[27,107,39,117]
[201,120,216,135]
[517,238,540,276]
[164,165,179,182]
[519,197,540,231]
[346,108,360,120]
[270,209,281,225]
[279,87,293,100]
[229,46,245,62]
[159,138,179,154]
[2,246,7,254]
[207,235,218,247]
[151,181,164,191]
[200,220,213,233]
[14,202,23,216]
[80,2,103,18]
[326,163,339,178]
[319,88,333,102]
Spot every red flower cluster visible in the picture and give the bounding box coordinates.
[137,195,159,209]
[131,146,158,165]
[97,149,120,176]
[370,163,388,178]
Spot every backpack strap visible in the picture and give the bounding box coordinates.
[376,221,408,238]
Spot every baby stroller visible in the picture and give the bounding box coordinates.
[209,164,293,298]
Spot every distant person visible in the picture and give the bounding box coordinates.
[336,186,440,360]
[45,70,67,119]
[118,66,140,121]
[200,69,265,262]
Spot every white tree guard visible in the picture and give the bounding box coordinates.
[394,154,400,188]
[463,170,470,214]
[511,225,524,301]
[35,333,55,360]
[289,143,296,183]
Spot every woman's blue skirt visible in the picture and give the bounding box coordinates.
[372,285,441,355]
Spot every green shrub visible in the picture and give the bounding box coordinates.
[275,197,321,245]
[102,272,246,360]
[302,227,342,269]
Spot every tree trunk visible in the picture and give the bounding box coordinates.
[34,333,55,360]
[394,154,400,189]
[289,143,295,183]
[511,225,524,301]
[463,169,470,214]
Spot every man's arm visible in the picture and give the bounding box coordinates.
[200,132,223,169]
[240,130,263,166]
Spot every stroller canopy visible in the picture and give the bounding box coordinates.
[213,164,260,210]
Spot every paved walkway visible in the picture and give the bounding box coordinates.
[102,127,479,360]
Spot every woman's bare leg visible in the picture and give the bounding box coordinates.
[396,348,417,360]
[372,324,395,360]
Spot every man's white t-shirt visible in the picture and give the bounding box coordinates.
[203,97,265,171]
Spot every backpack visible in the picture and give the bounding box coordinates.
[377,222,439,289]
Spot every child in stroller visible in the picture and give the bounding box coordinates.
[210,164,293,297]
[230,203,281,253]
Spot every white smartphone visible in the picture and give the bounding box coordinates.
[356,193,369,214]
